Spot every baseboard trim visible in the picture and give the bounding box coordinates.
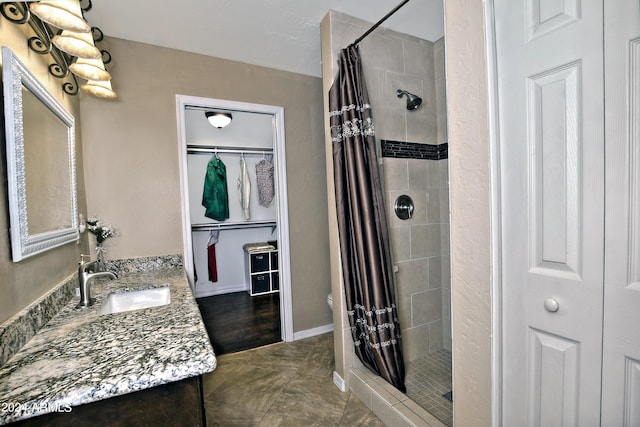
[194,283,247,298]
[292,323,334,341]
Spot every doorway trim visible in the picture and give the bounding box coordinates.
[175,94,294,343]
[484,1,503,425]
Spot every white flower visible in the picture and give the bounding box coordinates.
[86,215,118,244]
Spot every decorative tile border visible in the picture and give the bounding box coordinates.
[381,140,448,160]
[0,254,183,367]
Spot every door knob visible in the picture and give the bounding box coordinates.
[544,298,559,313]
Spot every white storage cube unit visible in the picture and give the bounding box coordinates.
[244,244,279,296]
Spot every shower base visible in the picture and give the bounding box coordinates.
[405,349,453,427]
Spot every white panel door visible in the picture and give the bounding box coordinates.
[494,0,605,425]
[601,1,640,425]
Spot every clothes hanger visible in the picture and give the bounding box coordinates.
[208,226,220,246]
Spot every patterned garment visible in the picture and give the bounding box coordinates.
[255,159,275,207]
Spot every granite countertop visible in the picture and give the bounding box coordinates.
[0,267,216,425]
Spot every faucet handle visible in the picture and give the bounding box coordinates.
[79,255,96,273]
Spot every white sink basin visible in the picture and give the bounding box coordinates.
[98,287,170,315]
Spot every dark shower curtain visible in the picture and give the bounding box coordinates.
[328,45,406,392]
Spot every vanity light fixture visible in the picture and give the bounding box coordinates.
[205,112,233,128]
[52,29,101,59]
[29,0,90,33]
[81,79,117,99]
[70,57,111,81]
[0,1,116,98]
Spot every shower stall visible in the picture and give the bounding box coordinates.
[321,9,451,427]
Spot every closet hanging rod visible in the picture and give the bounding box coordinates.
[192,220,277,231]
[187,145,273,155]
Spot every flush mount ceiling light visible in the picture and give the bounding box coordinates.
[205,112,232,128]
[81,79,117,99]
[29,0,90,33]
[52,29,101,59]
[69,56,111,81]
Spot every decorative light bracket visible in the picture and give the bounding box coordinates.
[0,1,113,97]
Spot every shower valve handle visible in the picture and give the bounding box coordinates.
[394,195,414,220]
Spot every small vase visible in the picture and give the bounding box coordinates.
[95,243,106,272]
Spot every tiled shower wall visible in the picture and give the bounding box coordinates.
[384,149,451,360]
[359,29,451,361]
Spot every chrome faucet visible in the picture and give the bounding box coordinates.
[77,255,118,308]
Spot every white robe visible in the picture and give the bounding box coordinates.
[238,156,251,219]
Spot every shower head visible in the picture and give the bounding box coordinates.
[396,89,422,110]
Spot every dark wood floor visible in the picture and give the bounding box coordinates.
[197,291,281,355]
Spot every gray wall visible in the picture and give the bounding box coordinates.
[0,23,89,324]
[371,35,451,361]
[79,37,332,333]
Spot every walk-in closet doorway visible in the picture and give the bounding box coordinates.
[176,95,293,343]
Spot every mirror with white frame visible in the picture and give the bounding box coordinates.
[2,46,79,261]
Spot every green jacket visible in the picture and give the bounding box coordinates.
[202,156,229,221]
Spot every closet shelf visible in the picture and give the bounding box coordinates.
[187,145,273,156]
[192,220,277,231]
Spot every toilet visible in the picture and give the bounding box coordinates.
[327,293,333,311]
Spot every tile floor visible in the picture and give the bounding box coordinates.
[202,333,385,426]
[405,350,453,426]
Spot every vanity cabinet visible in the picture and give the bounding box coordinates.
[9,376,205,426]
